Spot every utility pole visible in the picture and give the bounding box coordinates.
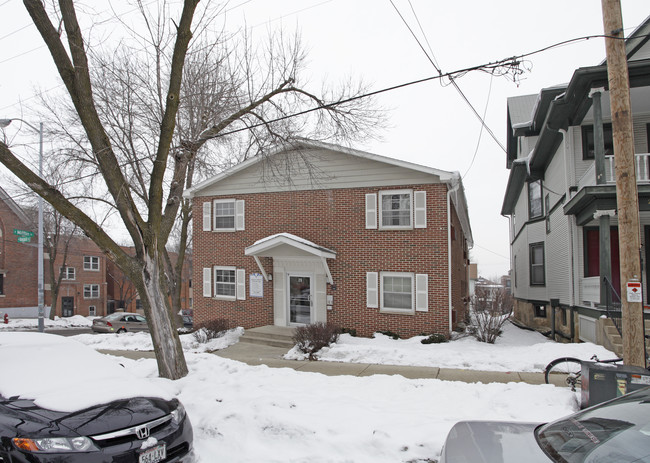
[601,0,645,367]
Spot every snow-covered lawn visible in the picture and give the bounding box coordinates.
[2,318,617,462]
[0,314,93,329]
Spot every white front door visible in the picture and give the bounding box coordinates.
[288,274,312,325]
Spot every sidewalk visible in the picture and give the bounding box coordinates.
[211,341,547,385]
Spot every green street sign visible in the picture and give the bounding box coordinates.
[13,229,34,238]
[17,236,31,243]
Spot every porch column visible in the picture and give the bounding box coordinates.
[594,210,616,306]
[590,88,607,185]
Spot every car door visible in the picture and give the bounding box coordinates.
[128,315,148,332]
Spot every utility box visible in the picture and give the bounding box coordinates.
[581,361,650,409]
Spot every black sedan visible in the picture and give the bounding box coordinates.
[440,386,650,462]
[0,332,193,463]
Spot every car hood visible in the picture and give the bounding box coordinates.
[1,396,173,438]
[440,421,550,463]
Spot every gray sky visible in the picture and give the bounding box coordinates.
[1,0,649,277]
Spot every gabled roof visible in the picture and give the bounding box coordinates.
[184,138,456,198]
[0,185,33,226]
[245,233,337,259]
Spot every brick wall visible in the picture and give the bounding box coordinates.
[0,200,38,309]
[193,183,469,338]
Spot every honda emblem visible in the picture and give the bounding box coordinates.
[135,425,150,440]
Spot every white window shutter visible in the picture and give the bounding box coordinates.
[236,268,246,300]
[202,202,212,231]
[365,194,377,229]
[414,191,427,228]
[235,200,245,230]
[203,268,212,297]
[415,274,428,311]
[367,272,379,308]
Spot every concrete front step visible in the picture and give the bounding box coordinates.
[239,326,296,349]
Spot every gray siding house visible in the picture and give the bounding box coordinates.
[501,17,650,354]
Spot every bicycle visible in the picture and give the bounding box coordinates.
[544,355,623,391]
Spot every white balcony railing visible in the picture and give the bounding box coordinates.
[606,153,650,183]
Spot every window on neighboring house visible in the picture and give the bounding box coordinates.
[84,284,100,299]
[0,273,4,295]
[60,266,75,280]
[528,180,543,219]
[534,303,547,318]
[88,306,96,316]
[584,227,621,295]
[136,299,142,311]
[214,267,236,299]
[84,256,100,271]
[582,123,613,160]
[529,242,546,286]
[380,272,414,312]
[380,190,412,228]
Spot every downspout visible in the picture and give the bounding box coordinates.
[560,126,577,341]
[447,177,461,333]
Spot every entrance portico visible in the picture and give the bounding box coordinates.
[245,233,336,327]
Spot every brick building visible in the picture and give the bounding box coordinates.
[0,186,39,314]
[185,140,473,338]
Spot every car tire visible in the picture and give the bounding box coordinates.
[117,328,126,334]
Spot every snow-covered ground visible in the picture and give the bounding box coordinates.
[1,318,616,462]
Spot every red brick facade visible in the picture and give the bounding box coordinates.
[193,183,470,338]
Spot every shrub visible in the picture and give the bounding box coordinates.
[376,330,400,339]
[192,318,231,344]
[421,333,448,344]
[470,286,513,344]
[340,327,357,337]
[292,322,341,360]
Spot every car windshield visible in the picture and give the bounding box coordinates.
[535,388,650,462]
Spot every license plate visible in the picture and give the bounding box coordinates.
[139,444,166,463]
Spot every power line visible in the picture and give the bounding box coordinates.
[388,0,507,154]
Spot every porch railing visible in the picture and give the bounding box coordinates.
[606,153,650,183]
[603,276,622,337]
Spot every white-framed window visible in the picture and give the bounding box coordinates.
[214,266,237,299]
[84,284,100,299]
[84,256,100,271]
[380,272,414,312]
[210,199,245,231]
[60,266,75,280]
[366,190,426,230]
[88,306,96,316]
[380,190,412,229]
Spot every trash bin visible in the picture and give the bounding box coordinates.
[581,361,650,409]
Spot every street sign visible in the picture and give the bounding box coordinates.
[13,229,34,238]
[17,236,31,243]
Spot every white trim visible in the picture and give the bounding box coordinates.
[366,272,378,308]
[379,189,413,230]
[253,256,269,281]
[213,266,237,300]
[365,193,377,229]
[380,271,415,313]
[203,268,212,297]
[202,201,211,231]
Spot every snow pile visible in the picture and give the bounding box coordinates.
[286,322,616,372]
[72,327,243,353]
[0,314,93,330]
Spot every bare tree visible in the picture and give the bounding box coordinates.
[0,1,381,379]
[470,286,513,344]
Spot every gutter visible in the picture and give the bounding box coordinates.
[447,177,461,333]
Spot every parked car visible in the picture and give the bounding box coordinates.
[440,386,650,462]
[181,315,193,330]
[92,312,148,333]
[0,332,193,463]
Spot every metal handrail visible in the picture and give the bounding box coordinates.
[603,276,622,337]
